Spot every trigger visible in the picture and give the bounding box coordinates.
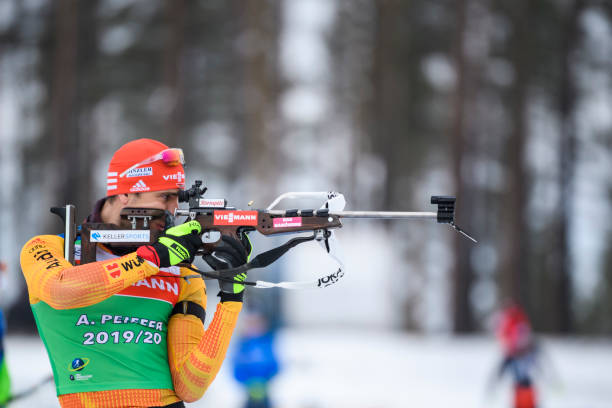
[211,252,231,267]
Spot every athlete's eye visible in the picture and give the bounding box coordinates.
[160,193,177,203]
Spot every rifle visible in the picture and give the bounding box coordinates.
[53,180,476,289]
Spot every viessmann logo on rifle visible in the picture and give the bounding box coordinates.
[213,210,258,226]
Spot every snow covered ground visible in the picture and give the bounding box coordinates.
[5,330,612,408]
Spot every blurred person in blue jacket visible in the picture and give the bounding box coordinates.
[232,309,279,408]
[0,261,11,406]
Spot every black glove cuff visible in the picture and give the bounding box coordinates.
[218,290,244,303]
[151,242,171,268]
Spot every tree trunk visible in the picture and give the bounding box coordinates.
[500,1,532,312]
[239,0,281,201]
[163,0,186,147]
[74,0,99,211]
[51,0,79,205]
[8,0,80,331]
[451,0,475,333]
[551,0,585,333]
[371,0,395,212]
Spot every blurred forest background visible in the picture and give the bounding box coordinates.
[0,0,611,336]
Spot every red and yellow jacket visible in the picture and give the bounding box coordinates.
[21,234,242,408]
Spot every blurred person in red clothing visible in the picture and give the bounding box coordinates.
[494,302,540,408]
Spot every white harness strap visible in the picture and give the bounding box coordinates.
[253,192,347,290]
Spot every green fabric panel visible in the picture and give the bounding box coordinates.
[32,295,174,395]
[0,359,10,404]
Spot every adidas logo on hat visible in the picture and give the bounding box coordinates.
[130,180,150,192]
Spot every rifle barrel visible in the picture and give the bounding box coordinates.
[266,210,437,219]
[334,211,437,219]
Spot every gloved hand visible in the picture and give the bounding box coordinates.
[137,220,202,268]
[203,234,252,295]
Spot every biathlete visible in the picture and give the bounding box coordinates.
[21,139,251,408]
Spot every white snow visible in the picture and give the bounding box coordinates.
[5,331,612,408]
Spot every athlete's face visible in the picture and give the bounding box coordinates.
[124,189,179,231]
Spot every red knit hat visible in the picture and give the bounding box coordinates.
[106,139,186,196]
